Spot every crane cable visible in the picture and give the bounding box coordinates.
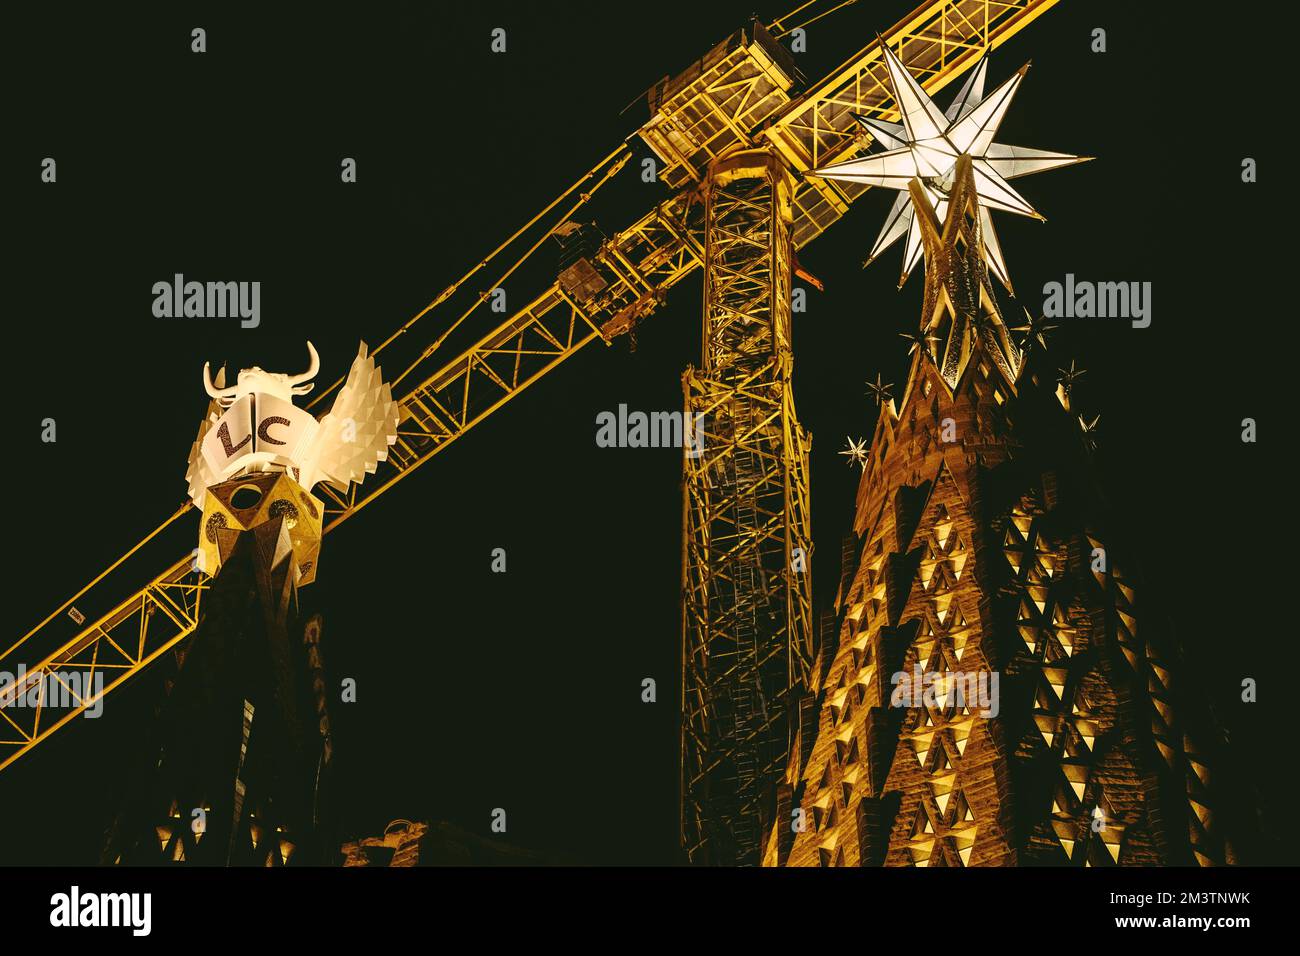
[387,147,632,392]
[5,503,194,660]
[767,0,862,39]
[13,145,634,656]
[307,142,632,407]
[16,0,860,676]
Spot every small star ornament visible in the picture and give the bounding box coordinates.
[865,373,894,406]
[839,436,870,470]
[1058,359,1086,390]
[899,328,941,357]
[1012,308,1058,351]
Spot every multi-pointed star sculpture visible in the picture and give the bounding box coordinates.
[865,373,894,406]
[810,39,1090,291]
[899,328,941,357]
[839,436,869,470]
[1058,359,1086,390]
[1012,308,1058,352]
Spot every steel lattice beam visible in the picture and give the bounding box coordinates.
[2,0,1058,776]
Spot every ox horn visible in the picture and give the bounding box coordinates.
[203,362,237,401]
[285,341,320,386]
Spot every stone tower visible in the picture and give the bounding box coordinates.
[100,477,335,866]
[764,157,1247,867]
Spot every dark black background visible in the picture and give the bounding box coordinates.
[2,0,1291,866]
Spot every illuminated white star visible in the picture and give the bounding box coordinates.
[839,436,869,470]
[811,40,1089,291]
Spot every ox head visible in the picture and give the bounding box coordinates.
[203,342,320,407]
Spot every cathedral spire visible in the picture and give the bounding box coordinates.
[763,44,1253,868]
[905,154,1022,394]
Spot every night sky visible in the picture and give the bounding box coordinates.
[3,1,1290,865]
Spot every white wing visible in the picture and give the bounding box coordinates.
[297,342,400,494]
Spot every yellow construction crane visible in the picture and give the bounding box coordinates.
[1,0,1060,862]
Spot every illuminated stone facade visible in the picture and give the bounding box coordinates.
[764,160,1246,867]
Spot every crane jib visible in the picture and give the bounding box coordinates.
[1,0,1062,776]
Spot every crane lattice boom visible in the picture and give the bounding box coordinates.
[1,0,1057,774]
